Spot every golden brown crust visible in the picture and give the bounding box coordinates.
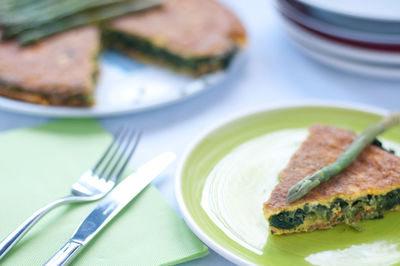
[0,26,100,104]
[264,124,400,213]
[0,85,49,105]
[269,222,336,234]
[0,84,92,106]
[106,0,246,57]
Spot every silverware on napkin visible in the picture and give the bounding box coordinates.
[0,128,141,260]
[44,152,175,266]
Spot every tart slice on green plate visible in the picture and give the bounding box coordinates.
[264,124,400,235]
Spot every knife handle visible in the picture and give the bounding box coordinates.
[44,240,82,266]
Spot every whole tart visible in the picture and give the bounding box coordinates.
[263,124,400,235]
[0,26,100,106]
[102,0,246,76]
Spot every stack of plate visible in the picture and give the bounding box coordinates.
[276,0,400,79]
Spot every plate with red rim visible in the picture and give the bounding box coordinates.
[280,17,400,65]
[276,0,400,47]
[278,16,400,79]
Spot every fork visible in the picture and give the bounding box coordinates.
[0,128,141,260]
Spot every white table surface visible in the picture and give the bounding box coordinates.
[1,0,400,265]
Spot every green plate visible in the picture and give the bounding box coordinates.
[175,103,400,265]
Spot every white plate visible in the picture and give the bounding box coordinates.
[297,43,400,79]
[281,18,400,79]
[297,0,400,22]
[0,50,245,118]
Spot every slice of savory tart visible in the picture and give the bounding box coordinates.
[263,124,400,235]
[102,0,246,76]
[0,26,100,106]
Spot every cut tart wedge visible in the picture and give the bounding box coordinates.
[0,26,100,106]
[102,0,246,76]
[263,124,400,235]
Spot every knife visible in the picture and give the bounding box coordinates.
[44,152,175,266]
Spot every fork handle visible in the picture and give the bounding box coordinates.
[44,240,82,266]
[0,196,82,260]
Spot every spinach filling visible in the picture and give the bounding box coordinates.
[102,29,237,74]
[269,188,400,230]
[372,138,395,154]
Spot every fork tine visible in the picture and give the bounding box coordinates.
[110,131,142,183]
[92,127,125,173]
[95,128,131,178]
[105,130,142,182]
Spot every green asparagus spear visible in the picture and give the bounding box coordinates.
[0,0,55,23]
[0,0,45,13]
[286,111,400,203]
[0,0,57,26]
[1,0,128,27]
[2,0,130,38]
[17,0,162,45]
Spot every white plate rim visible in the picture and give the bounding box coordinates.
[296,0,400,22]
[175,100,389,266]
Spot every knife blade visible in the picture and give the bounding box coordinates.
[44,152,175,266]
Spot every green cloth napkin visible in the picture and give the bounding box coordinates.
[0,119,208,265]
